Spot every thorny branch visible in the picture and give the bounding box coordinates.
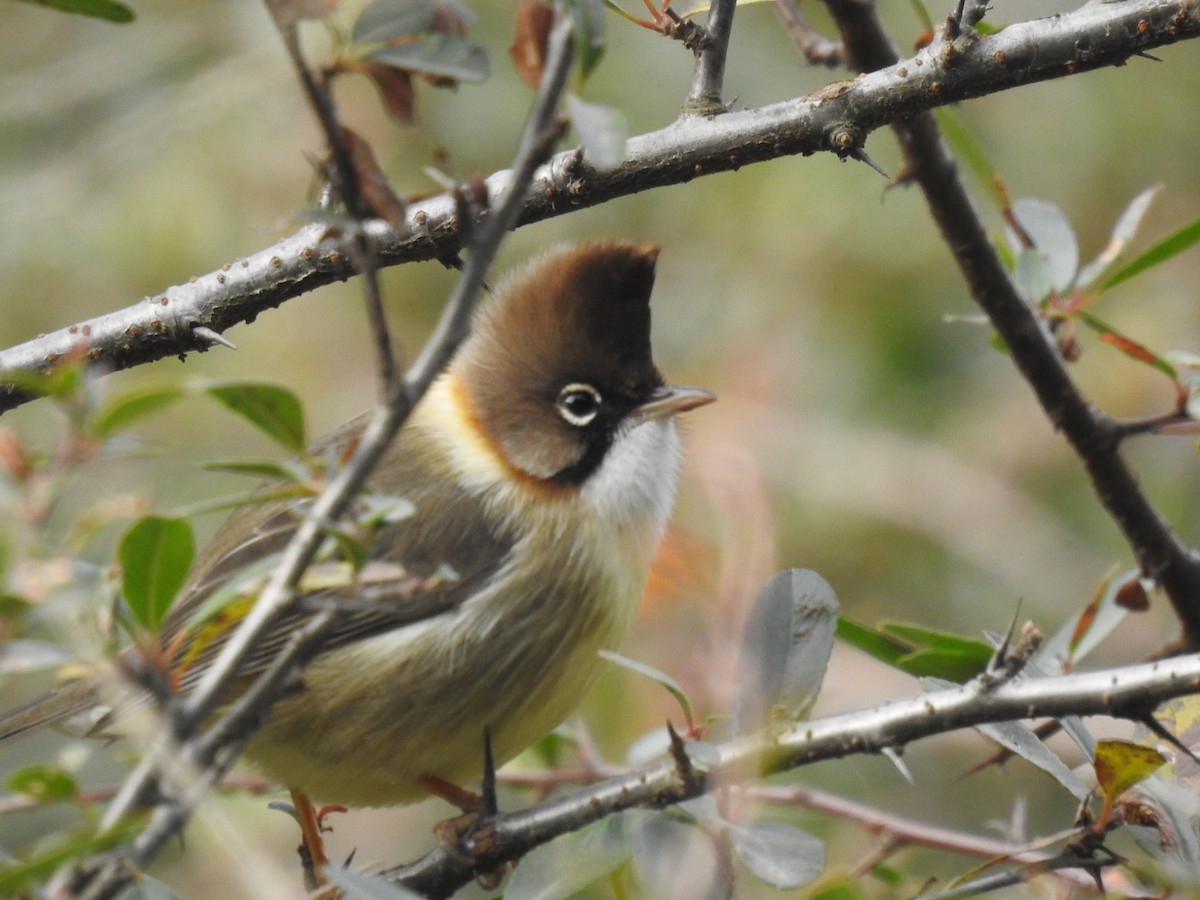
[1,0,1196,413]
[383,654,1200,898]
[822,0,1200,647]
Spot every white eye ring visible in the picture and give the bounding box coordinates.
[556,383,602,427]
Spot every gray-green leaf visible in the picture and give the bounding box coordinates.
[1011,198,1078,293]
[568,94,628,170]
[367,33,489,83]
[729,821,825,889]
[733,568,839,735]
[503,814,630,900]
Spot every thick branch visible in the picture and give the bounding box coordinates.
[383,653,1200,898]
[824,0,1200,645]
[2,0,1196,413]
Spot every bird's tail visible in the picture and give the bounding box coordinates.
[0,680,100,743]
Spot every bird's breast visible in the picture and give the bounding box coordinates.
[244,373,684,805]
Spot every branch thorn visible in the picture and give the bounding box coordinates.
[848,146,889,179]
[192,326,237,350]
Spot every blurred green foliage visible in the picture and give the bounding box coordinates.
[2,0,1200,896]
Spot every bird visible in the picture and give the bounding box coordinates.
[0,240,713,859]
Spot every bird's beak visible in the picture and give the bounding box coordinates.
[629,385,716,425]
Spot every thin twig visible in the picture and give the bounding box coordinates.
[752,785,1098,890]
[775,0,844,67]
[267,9,400,394]
[684,0,739,115]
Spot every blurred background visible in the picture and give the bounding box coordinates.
[1,0,1199,895]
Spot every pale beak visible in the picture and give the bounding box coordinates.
[629,385,716,425]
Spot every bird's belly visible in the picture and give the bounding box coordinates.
[242,526,645,807]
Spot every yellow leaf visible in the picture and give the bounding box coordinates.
[1094,738,1166,800]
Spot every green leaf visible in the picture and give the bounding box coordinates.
[92,385,185,439]
[11,0,135,23]
[119,515,195,633]
[357,491,417,527]
[1102,213,1200,293]
[734,569,839,735]
[934,108,1005,211]
[881,621,993,658]
[322,521,372,573]
[205,382,306,453]
[201,458,310,482]
[1076,311,1176,379]
[728,821,824,889]
[809,879,870,900]
[366,33,490,83]
[0,821,141,895]
[835,616,911,667]
[600,649,693,728]
[183,554,280,632]
[905,0,934,33]
[7,764,79,803]
[563,0,606,83]
[895,647,989,682]
[665,0,775,17]
[837,618,991,681]
[179,485,311,518]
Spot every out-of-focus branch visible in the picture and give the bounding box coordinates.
[751,785,1099,891]
[2,0,1196,414]
[775,0,844,67]
[383,653,1200,898]
[822,0,1200,647]
[57,11,579,900]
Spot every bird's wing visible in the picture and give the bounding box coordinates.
[163,413,517,689]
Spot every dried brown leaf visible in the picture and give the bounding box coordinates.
[353,59,418,125]
[338,126,407,230]
[509,0,553,89]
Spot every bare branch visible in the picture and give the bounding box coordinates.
[2,0,1196,414]
[684,0,739,114]
[775,0,844,68]
[824,0,1200,646]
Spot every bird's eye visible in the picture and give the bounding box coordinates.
[556,383,602,427]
